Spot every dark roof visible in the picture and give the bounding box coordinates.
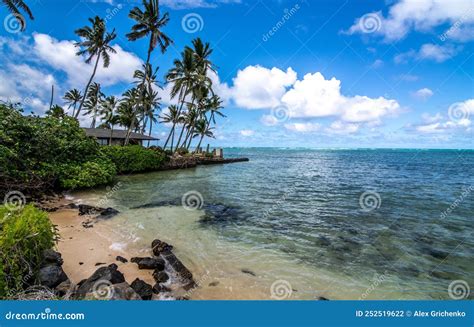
[82,128,159,141]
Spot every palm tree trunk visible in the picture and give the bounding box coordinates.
[175,123,187,152]
[76,52,101,119]
[196,134,204,154]
[163,87,187,150]
[109,125,114,146]
[170,128,175,150]
[147,117,153,147]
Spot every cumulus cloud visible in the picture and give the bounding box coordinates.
[33,33,142,88]
[326,121,360,135]
[346,0,474,42]
[231,66,297,109]
[284,122,321,133]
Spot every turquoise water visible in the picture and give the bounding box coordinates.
[74,149,474,300]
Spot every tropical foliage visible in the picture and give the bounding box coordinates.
[0,205,56,298]
[1,0,33,30]
[101,145,167,174]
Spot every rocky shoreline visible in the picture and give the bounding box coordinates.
[33,200,197,301]
[157,156,250,171]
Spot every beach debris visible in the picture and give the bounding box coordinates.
[130,278,154,300]
[116,256,128,263]
[95,262,106,266]
[152,270,169,284]
[131,257,165,270]
[81,220,94,229]
[241,269,257,277]
[209,281,220,287]
[79,262,84,265]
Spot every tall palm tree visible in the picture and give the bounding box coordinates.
[74,16,117,118]
[161,105,181,150]
[119,88,140,145]
[1,0,33,30]
[83,82,104,128]
[126,0,172,66]
[45,105,65,119]
[164,48,198,150]
[101,95,119,145]
[63,89,82,117]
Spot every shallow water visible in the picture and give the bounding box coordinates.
[72,148,474,300]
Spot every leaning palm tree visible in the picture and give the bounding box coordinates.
[126,0,172,66]
[74,16,117,118]
[1,0,33,30]
[193,118,214,153]
[63,89,82,117]
[161,105,181,149]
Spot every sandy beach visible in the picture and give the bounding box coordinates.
[48,206,156,288]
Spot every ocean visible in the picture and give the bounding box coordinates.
[72,148,474,300]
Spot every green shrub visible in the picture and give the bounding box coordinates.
[0,103,117,194]
[101,146,167,174]
[0,205,56,298]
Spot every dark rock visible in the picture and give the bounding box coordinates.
[78,204,119,219]
[151,239,173,256]
[66,203,78,209]
[161,250,194,284]
[131,257,165,270]
[152,270,169,284]
[116,256,128,263]
[317,296,330,301]
[75,264,125,299]
[42,249,63,266]
[79,262,84,265]
[130,278,153,300]
[38,265,68,289]
[241,269,256,277]
[209,281,219,287]
[152,283,171,294]
[95,263,106,266]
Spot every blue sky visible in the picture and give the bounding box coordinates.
[0,0,473,148]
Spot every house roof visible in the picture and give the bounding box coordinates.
[82,128,159,141]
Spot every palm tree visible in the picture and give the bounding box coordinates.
[126,0,172,66]
[83,82,104,128]
[45,105,65,119]
[119,88,140,145]
[74,16,117,118]
[161,105,181,150]
[164,48,198,150]
[63,89,82,117]
[193,118,215,153]
[1,0,33,30]
[143,88,161,147]
[101,95,119,145]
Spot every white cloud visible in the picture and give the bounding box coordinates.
[414,99,473,134]
[231,66,297,109]
[346,0,474,42]
[371,59,384,69]
[413,88,434,100]
[33,33,142,88]
[260,114,279,126]
[240,129,255,137]
[326,121,360,134]
[395,44,459,64]
[284,122,321,133]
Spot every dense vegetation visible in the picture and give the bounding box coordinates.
[101,145,168,174]
[0,205,56,298]
[0,103,116,194]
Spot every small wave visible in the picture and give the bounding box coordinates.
[109,242,127,252]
